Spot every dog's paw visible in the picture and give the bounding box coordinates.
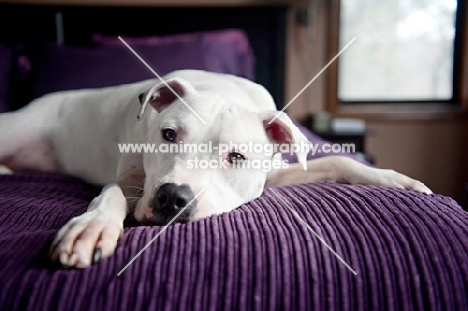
[0,165,13,175]
[375,169,433,194]
[49,210,123,268]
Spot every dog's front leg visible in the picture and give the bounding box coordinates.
[269,155,432,194]
[49,183,127,268]
[327,156,432,193]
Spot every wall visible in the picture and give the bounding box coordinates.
[285,0,325,117]
[366,120,468,203]
[285,0,468,205]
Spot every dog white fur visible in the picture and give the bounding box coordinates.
[0,70,431,268]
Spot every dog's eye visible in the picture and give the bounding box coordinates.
[228,152,245,164]
[162,128,177,142]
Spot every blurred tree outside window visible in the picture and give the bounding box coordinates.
[338,0,458,101]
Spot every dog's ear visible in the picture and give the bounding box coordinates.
[137,77,195,119]
[258,111,311,170]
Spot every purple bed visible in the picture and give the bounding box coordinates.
[0,173,467,310]
[0,30,467,310]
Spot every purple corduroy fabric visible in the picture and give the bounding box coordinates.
[0,172,467,311]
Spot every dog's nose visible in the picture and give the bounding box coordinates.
[155,183,195,211]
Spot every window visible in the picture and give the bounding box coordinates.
[326,0,468,117]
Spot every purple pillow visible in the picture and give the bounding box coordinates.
[92,29,254,61]
[0,45,14,112]
[92,29,254,84]
[28,38,255,100]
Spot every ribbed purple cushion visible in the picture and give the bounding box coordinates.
[0,173,467,310]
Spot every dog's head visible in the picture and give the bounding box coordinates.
[133,76,310,225]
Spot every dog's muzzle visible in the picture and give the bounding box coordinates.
[148,183,197,225]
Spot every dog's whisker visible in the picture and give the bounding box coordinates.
[132,180,145,186]
[126,197,141,202]
[127,200,138,206]
[127,198,141,209]
[122,185,145,190]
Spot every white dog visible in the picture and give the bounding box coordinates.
[0,70,431,268]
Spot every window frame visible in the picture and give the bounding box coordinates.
[325,0,468,121]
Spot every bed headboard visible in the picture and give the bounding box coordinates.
[0,4,287,109]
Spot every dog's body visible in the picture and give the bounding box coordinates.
[0,70,431,268]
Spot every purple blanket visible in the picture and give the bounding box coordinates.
[0,173,467,310]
